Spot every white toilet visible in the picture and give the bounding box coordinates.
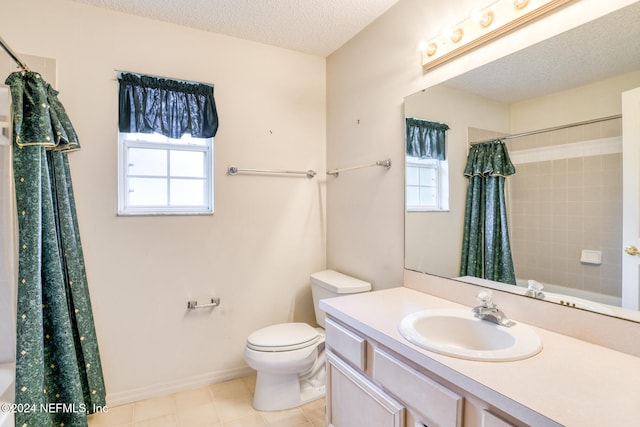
[244,270,371,411]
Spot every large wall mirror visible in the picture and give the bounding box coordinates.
[405,2,640,323]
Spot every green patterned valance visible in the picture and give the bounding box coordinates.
[464,140,515,177]
[5,71,79,151]
[406,118,449,160]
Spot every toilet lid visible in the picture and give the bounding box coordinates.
[247,323,321,352]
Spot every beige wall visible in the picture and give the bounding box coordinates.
[1,0,326,404]
[511,71,640,132]
[326,0,639,290]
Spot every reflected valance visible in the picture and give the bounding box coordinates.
[405,118,448,160]
[118,72,219,139]
[464,140,516,177]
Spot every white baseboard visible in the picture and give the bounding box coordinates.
[106,365,256,407]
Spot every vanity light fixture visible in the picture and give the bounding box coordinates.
[420,0,574,71]
[514,0,531,10]
[450,27,464,43]
[426,42,438,56]
[477,10,495,28]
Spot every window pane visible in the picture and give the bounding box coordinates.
[128,148,167,176]
[119,131,213,214]
[419,167,437,185]
[420,187,437,205]
[406,167,419,186]
[170,150,205,178]
[170,179,205,206]
[406,187,419,206]
[128,178,167,206]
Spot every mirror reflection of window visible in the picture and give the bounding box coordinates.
[406,156,449,211]
[405,118,450,212]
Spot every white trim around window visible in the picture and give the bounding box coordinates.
[406,156,450,212]
[118,132,214,216]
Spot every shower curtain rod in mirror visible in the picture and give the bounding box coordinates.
[0,36,29,72]
[469,114,622,145]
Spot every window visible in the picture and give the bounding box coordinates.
[118,132,213,215]
[406,156,449,211]
[117,72,218,215]
[405,118,450,212]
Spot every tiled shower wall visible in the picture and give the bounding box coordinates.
[504,119,623,300]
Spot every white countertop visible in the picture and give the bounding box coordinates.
[320,287,640,427]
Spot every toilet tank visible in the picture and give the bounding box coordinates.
[310,270,371,327]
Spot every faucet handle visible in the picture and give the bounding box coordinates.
[476,289,494,307]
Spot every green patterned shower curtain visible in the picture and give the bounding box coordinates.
[6,71,106,427]
[460,140,516,285]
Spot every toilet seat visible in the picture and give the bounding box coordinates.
[247,322,321,352]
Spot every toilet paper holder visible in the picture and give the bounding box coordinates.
[187,297,221,310]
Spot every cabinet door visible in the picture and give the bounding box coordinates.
[482,410,516,427]
[373,348,463,427]
[327,351,405,427]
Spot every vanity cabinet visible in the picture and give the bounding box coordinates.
[325,315,526,427]
[325,317,405,426]
[326,351,405,427]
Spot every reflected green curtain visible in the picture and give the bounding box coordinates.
[6,71,106,427]
[460,140,516,285]
[405,118,448,160]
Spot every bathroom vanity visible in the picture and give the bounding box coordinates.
[320,285,640,427]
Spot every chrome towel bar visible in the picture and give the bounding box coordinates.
[327,158,391,177]
[187,297,221,310]
[227,165,316,179]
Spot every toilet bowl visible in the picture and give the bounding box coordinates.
[244,270,371,411]
[245,322,326,411]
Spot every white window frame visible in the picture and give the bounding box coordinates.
[406,156,449,212]
[118,132,214,216]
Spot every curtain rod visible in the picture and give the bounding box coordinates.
[116,69,214,88]
[0,36,30,72]
[469,114,622,145]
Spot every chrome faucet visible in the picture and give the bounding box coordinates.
[472,290,515,327]
[525,280,546,300]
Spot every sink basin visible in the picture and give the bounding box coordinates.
[398,308,542,361]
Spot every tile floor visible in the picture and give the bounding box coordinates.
[88,375,326,427]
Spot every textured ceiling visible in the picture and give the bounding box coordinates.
[71,0,400,57]
[444,2,640,104]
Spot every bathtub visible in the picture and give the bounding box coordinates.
[456,276,618,316]
[514,279,619,315]
[0,362,14,427]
